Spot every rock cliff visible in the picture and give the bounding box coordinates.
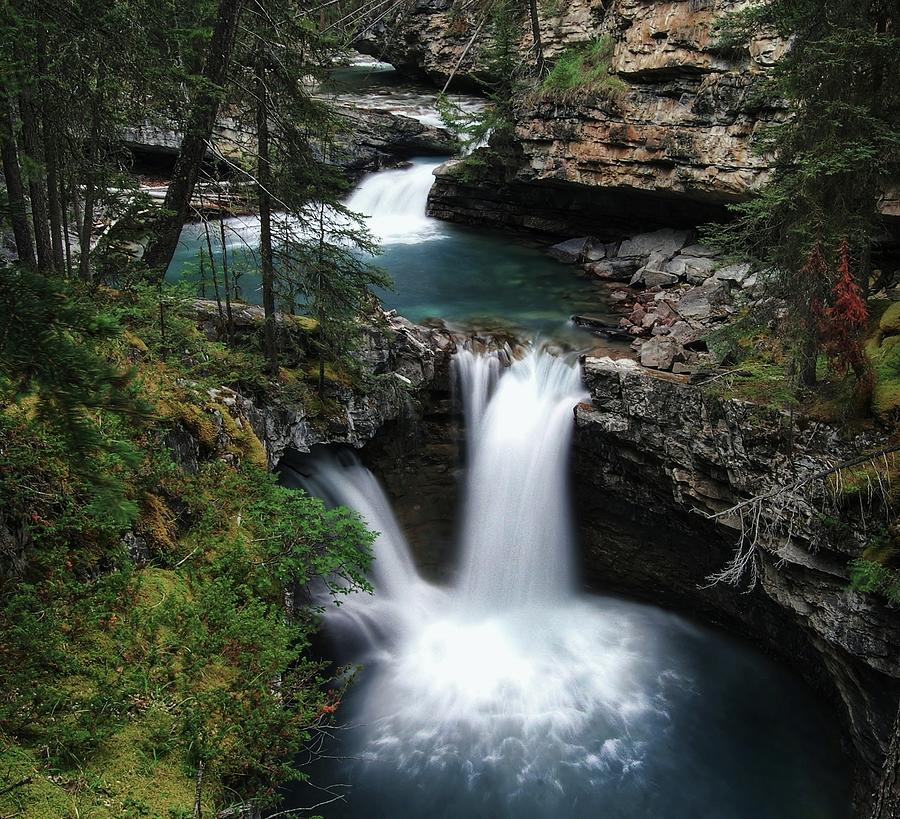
[573,356,900,814]
[362,0,788,231]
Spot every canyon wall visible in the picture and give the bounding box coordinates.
[361,0,788,233]
[573,357,900,815]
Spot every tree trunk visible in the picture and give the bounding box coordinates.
[797,333,818,387]
[79,171,96,281]
[60,176,73,278]
[255,34,278,376]
[17,86,53,272]
[528,0,545,74]
[37,29,64,273]
[142,0,246,275]
[79,87,102,282]
[0,95,36,268]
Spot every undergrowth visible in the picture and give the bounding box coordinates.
[537,38,626,103]
[0,274,377,817]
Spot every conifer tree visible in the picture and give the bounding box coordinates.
[707,0,900,385]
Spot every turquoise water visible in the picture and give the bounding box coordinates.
[167,159,618,342]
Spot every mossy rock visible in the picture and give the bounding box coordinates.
[879,301,900,335]
[219,409,268,468]
[136,493,178,552]
[122,329,149,354]
[162,400,220,449]
[289,315,319,332]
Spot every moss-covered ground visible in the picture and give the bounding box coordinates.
[1,282,376,817]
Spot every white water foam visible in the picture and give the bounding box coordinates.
[345,159,448,245]
[296,350,686,803]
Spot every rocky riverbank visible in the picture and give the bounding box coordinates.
[542,226,758,373]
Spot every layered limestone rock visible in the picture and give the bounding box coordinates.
[166,306,457,472]
[363,0,788,225]
[573,356,900,814]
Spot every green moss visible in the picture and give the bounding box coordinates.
[219,409,268,469]
[706,361,799,411]
[122,329,149,354]
[865,304,900,419]
[164,400,219,449]
[538,38,626,103]
[879,301,900,335]
[135,568,192,609]
[0,743,73,819]
[289,315,319,332]
[136,493,178,553]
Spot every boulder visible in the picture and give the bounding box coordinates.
[618,229,691,261]
[548,237,596,264]
[668,321,699,346]
[666,255,717,284]
[639,336,677,371]
[676,278,732,322]
[584,243,608,262]
[880,302,900,335]
[587,258,640,281]
[628,305,647,325]
[715,263,753,286]
[631,267,679,289]
[680,243,718,258]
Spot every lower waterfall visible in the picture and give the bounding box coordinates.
[279,349,848,819]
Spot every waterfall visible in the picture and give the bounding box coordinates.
[284,349,848,819]
[345,159,446,245]
[452,348,500,440]
[291,451,419,598]
[456,349,587,607]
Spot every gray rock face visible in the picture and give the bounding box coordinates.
[330,103,455,176]
[574,358,900,814]
[167,310,457,474]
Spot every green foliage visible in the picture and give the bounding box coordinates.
[703,1,900,382]
[849,559,900,604]
[539,38,625,102]
[0,268,150,516]
[0,269,377,815]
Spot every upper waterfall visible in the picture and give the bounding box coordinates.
[346,159,446,245]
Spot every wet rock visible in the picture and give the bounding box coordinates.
[549,237,597,263]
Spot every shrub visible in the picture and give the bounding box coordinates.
[538,38,626,103]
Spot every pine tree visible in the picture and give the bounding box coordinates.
[706,0,900,385]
